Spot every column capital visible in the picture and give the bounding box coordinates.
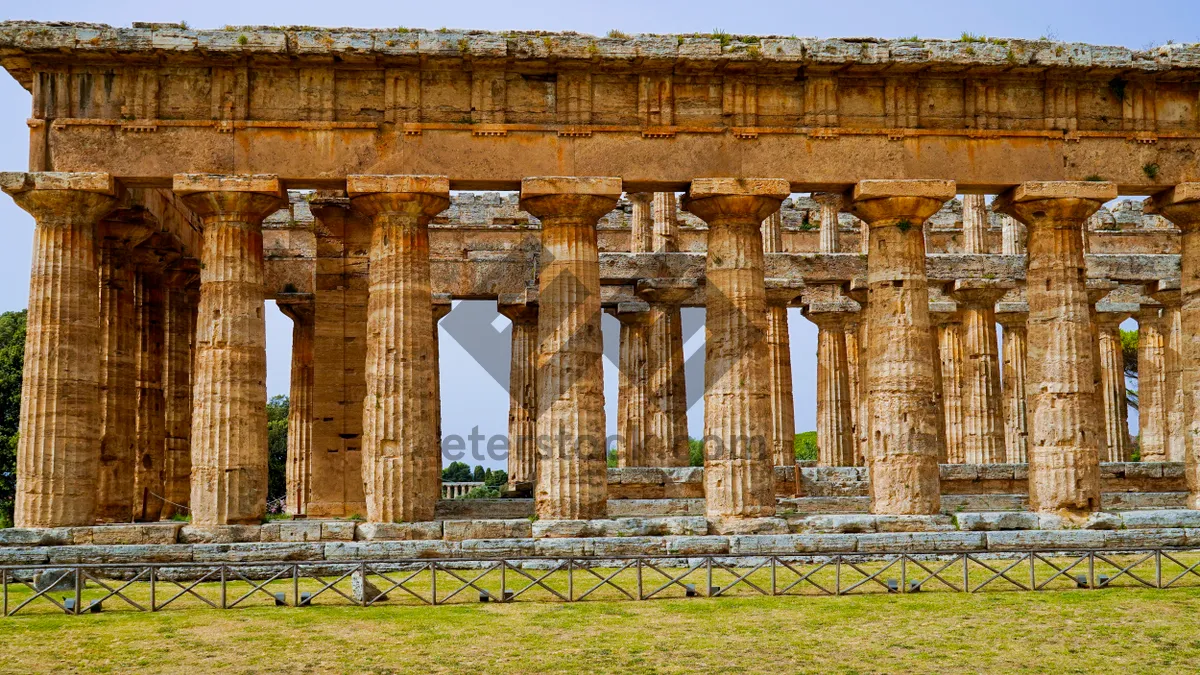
[995,305,1029,328]
[765,278,805,306]
[635,278,697,305]
[949,278,1013,309]
[992,181,1116,228]
[173,174,285,223]
[1148,278,1182,308]
[843,179,955,225]
[626,191,653,205]
[163,257,201,288]
[520,176,622,221]
[347,174,450,222]
[1086,279,1120,306]
[802,303,853,328]
[683,177,789,224]
[497,296,539,323]
[1134,306,1162,322]
[929,302,962,327]
[841,276,868,305]
[433,293,454,322]
[810,191,844,210]
[277,294,315,322]
[1144,183,1200,232]
[606,300,651,325]
[2,171,118,225]
[1094,311,1132,329]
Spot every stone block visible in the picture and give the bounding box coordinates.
[1120,510,1200,529]
[0,547,50,565]
[606,499,704,517]
[666,536,729,555]
[954,512,1040,531]
[1103,492,1187,510]
[706,517,790,536]
[442,519,533,541]
[793,514,877,534]
[325,540,457,561]
[320,521,357,541]
[986,530,1107,551]
[48,545,193,565]
[354,522,443,541]
[533,517,706,538]
[33,569,78,593]
[857,532,986,553]
[0,528,73,546]
[1104,529,1187,549]
[729,534,858,554]
[436,499,534,520]
[590,537,668,557]
[1082,512,1124,530]
[260,523,281,542]
[978,464,1019,481]
[192,543,323,563]
[459,539,537,558]
[532,538,593,558]
[351,569,388,603]
[178,525,262,544]
[940,464,980,482]
[875,515,955,533]
[278,521,324,542]
[89,523,183,545]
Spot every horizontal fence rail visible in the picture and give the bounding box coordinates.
[4,548,1200,617]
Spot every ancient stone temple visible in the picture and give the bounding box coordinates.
[0,22,1198,538]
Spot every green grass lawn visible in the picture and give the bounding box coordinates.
[3,565,1200,674]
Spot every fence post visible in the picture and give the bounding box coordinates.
[220,565,227,609]
[150,566,157,611]
[73,567,82,616]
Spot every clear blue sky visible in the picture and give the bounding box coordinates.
[0,0,1181,467]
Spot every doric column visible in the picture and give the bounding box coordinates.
[1086,281,1119,467]
[278,298,314,517]
[95,220,152,522]
[651,192,679,252]
[843,278,869,467]
[805,304,855,466]
[765,281,805,466]
[1149,282,1184,463]
[1144,185,1200,508]
[1095,311,1132,462]
[1135,307,1169,462]
[1,172,116,527]
[962,194,988,254]
[432,294,452,465]
[813,192,843,253]
[635,279,693,467]
[611,301,651,467]
[933,309,966,464]
[996,306,1030,463]
[846,179,955,515]
[859,219,869,255]
[683,178,789,520]
[521,177,621,520]
[928,304,956,464]
[950,279,1011,464]
[175,174,285,526]
[1001,214,1027,255]
[498,294,539,486]
[133,263,167,522]
[160,265,198,520]
[628,192,653,253]
[994,181,1115,518]
[347,175,450,524]
[843,312,864,465]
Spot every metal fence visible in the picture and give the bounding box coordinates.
[5,547,1200,617]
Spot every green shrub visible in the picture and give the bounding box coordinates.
[688,438,704,467]
[463,485,501,499]
[794,431,818,461]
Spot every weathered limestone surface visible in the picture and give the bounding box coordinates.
[806,307,854,467]
[684,178,788,519]
[1136,307,1170,461]
[1151,284,1186,463]
[1,172,117,527]
[497,297,538,485]
[997,309,1029,463]
[160,269,197,520]
[175,174,285,526]
[279,299,314,516]
[349,175,450,523]
[1145,185,1200,509]
[761,211,799,467]
[612,303,651,467]
[95,220,149,522]
[847,180,955,515]
[636,279,692,467]
[1096,312,1131,462]
[951,280,1010,465]
[522,177,621,520]
[133,265,167,522]
[935,311,966,464]
[995,181,1117,519]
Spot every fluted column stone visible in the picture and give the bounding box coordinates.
[1135,307,1169,462]
[95,220,152,522]
[1149,282,1185,463]
[628,192,653,253]
[995,181,1116,519]
[1095,312,1132,462]
[765,281,804,466]
[684,178,789,520]
[997,308,1030,463]
[1001,214,1027,255]
[175,174,285,526]
[846,179,954,514]
[498,295,539,486]
[2,172,116,527]
[521,177,621,520]
[161,266,198,520]
[962,194,988,254]
[348,175,450,524]
[813,192,843,254]
[612,302,652,467]
[651,192,679,252]
[635,279,693,467]
[950,280,1010,464]
[806,305,855,467]
[133,264,167,522]
[432,295,452,466]
[279,299,314,517]
[844,278,870,467]
[934,310,966,464]
[1144,184,1200,508]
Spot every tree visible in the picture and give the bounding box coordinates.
[266,395,289,509]
[688,438,704,467]
[442,461,472,482]
[0,310,25,528]
[484,469,508,487]
[472,465,485,482]
[794,431,818,461]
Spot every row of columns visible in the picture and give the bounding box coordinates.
[7,172,1200,527]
